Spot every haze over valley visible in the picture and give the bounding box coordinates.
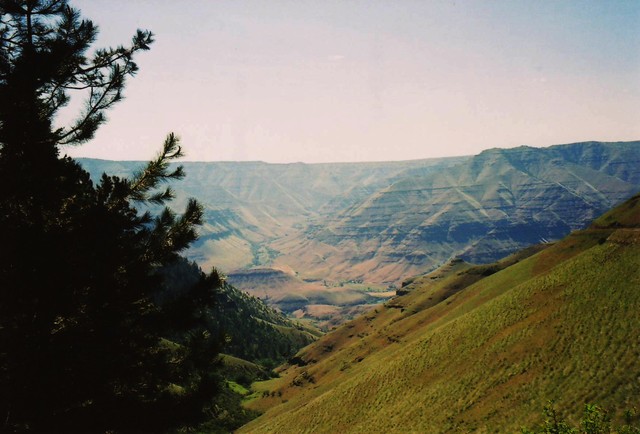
[81,140,640,326]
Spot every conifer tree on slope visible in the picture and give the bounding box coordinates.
[0,1,222,430]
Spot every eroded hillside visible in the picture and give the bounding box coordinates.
[274,141,640,284]
[80,141,640,319]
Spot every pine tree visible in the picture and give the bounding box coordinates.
[0,1,221,430]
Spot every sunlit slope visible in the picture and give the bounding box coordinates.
[240,194,640,433]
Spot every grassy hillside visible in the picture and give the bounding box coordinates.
[239,193,640,433]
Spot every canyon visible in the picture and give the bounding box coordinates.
[80,140,640,321]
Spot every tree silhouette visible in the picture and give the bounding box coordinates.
[0,1,221,431]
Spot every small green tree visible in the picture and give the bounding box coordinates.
[523,402,640,434]
[582,404,612,434]
[0,1,221,431]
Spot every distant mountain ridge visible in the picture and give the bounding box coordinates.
[77,155,465,274]
[78,140,640,299]
[290,141,640,284]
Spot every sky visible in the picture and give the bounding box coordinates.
[62,0,640,163]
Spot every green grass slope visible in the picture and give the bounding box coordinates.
[239,193,640,433]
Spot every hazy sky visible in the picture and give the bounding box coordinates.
[63,0,640,163]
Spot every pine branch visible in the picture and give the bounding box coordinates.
[128,133,184,204]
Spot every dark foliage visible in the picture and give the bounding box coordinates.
[0,1,221,431]
[158,257,317,367]
[212,282,316,365]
